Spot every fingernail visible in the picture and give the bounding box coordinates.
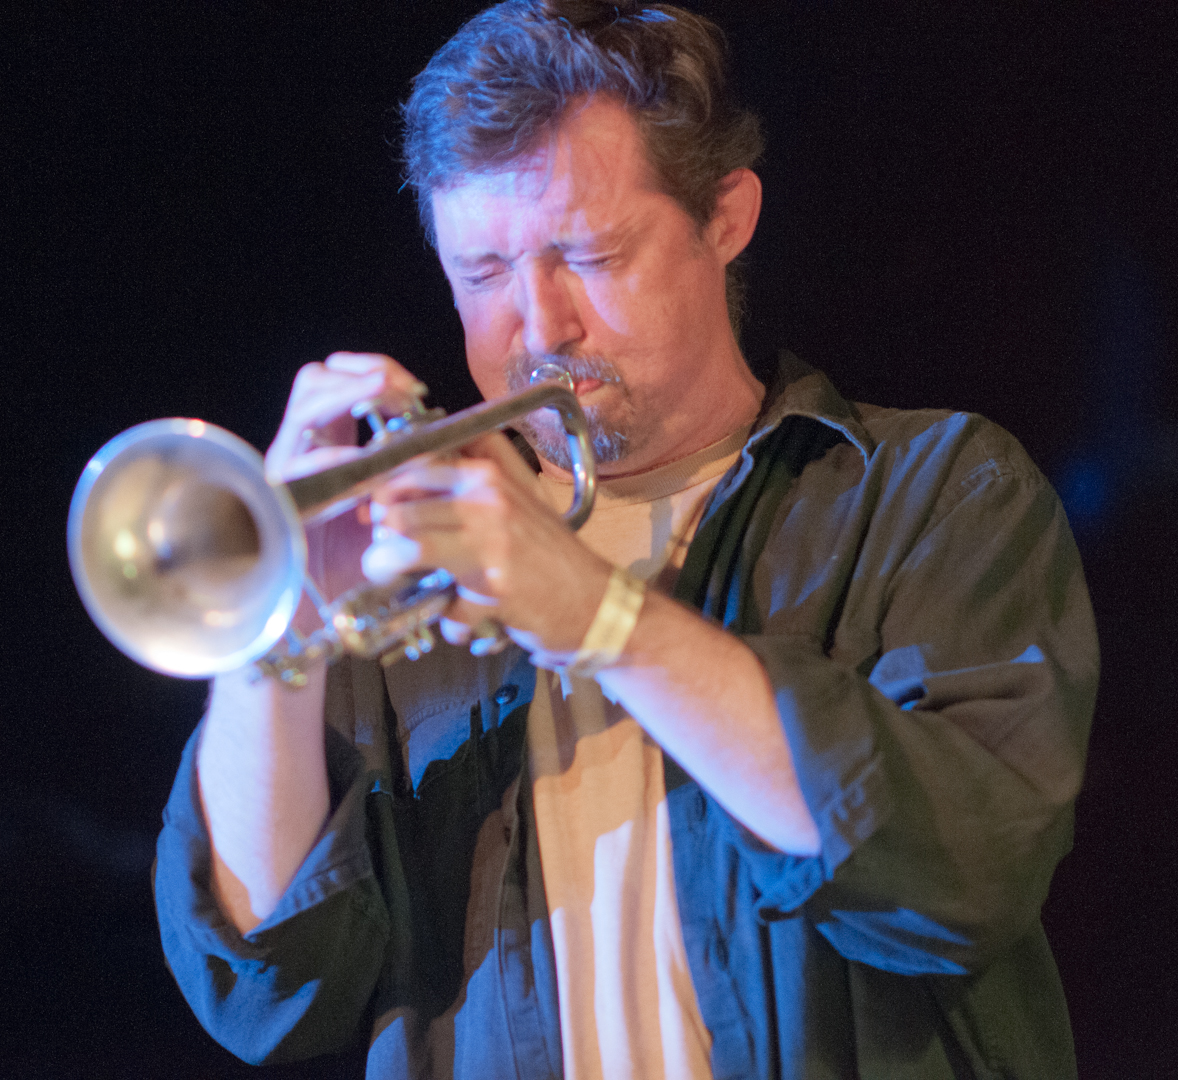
[410,380,429,397]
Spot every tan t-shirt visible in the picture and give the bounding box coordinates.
[529,427,749,1080]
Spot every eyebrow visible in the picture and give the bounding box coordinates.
[450,252,508,269]
[448,221,639,269]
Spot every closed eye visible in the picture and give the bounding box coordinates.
[568,255,613,271]
[460,268,508,288]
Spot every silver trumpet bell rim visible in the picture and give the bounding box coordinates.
[67,418,308,678]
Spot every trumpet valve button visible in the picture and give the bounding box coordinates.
[350,399,391,443]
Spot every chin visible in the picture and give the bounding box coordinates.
[523,411,630,471]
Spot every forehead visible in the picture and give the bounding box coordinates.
[430,97,666,255]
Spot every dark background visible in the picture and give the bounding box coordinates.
[3,2,1176,1077]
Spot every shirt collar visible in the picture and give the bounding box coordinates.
[751,350,876,464]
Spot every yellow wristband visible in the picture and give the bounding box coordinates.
[565,567,646,679]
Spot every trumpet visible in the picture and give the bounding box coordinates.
[67,369,596,685]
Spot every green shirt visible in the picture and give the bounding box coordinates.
[156,356,1098,1078]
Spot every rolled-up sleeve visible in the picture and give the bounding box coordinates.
[154,722,390,1064]
[734,428,1097,976]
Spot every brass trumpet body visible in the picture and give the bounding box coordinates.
[67,379,596,682]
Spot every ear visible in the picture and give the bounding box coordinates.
[707,168,762,265]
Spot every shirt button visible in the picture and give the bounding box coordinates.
[493,684,518,707]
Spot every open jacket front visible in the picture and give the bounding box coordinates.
[155,359,1098,1079]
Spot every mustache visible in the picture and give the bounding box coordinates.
[504,352,625,394]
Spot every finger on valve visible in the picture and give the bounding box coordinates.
[267,353,429,479]
[323,352,429,420]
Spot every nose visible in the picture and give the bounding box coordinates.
[518,258,584,357]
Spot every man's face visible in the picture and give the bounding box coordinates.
[431,96,747,475]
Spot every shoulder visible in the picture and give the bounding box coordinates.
[759,360,1047,504]
[853,402,1049,507]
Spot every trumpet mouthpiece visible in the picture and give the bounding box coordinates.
[529,363,574,392]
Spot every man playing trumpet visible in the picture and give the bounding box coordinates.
[155,2,1098,1077]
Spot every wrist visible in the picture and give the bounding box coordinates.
[530,566,646,678]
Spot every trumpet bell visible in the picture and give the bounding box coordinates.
[67,419,307,678]
[68,377,595,684]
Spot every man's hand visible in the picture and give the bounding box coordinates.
[371,430,614,654]
[264,352,430,623]
[264,351,427,483]
[199,351,435,935]
[369,430,820,855]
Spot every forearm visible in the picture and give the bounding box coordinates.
[597,590,821,856]
[375,431,820,852]
[197,663,331,934]
[189,352,420,935]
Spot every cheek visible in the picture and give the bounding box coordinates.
[590,232,712,342]
[454,294,515,398]
[582,270,668,343]
[584,269,698,356]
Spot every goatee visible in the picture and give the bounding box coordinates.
[504,352,632,471]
